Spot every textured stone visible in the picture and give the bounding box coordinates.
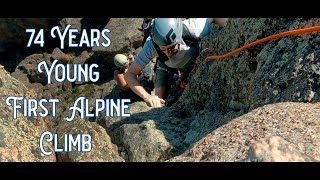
[243,136,318,162]
[169,102,320,162]
[174,18,320,117]
[113,120,172,162]
[0,66,56,162]
[56,119,124,162]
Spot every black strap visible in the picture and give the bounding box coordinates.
[182,24,200,47]
[152,39,169,62]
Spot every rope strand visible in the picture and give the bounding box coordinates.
[205,25,320,61]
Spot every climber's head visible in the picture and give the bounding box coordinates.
[152,18,182,56]
[114,54,129,69]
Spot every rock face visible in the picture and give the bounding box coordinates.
[92,18,143,53]
[58,18,111,51]
[113,120,172,162]
[174,18,320,117]
[1,18,320,162]
[169,102,320,162]
[244,136,318,162]
[1,62,125,162]
[79,18,144,83]
[0,65,56,162]
[56,119,124,162]
[95,18,320,162]
[0,18,60,72]
[98,102,177,162]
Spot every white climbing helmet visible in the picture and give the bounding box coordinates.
[152,18,183,46]
[114,54,129,68]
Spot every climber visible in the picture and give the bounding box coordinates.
[125,18,228,108]
[114,54,139,92]
[113,54,153,100]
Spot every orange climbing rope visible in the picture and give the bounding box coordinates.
[178,69,187,89]
[205,25,320,61]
